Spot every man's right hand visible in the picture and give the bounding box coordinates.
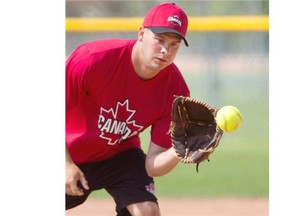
[66,162,89,196]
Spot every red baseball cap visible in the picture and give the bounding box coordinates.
[142,2,189,47]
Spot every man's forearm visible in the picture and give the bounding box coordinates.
[145,144,180,177]
[66,145,74,165]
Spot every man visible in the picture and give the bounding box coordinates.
[66,2,190,215]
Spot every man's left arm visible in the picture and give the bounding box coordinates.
[145,141,180,177]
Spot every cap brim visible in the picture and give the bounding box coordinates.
[148,27,189,47]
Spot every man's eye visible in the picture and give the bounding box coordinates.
[155,37,164,43]
[171,43,180,48]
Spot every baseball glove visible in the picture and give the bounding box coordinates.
[171,96,223,172]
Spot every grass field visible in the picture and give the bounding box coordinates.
[91,73,269,199]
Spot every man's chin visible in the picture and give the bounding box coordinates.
[151,61,170,70]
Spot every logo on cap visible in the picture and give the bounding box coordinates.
[168,15,182,27]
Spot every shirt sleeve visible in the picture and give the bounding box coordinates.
[66,45,93,111]
[150,83,190,149]
[150,111,172,148]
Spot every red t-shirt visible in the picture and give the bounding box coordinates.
[66,39,190,164]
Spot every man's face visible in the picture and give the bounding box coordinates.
[139,28,182,71]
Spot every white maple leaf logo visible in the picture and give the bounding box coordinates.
[98,99,143,145]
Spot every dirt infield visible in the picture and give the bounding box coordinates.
[66,197,268,216]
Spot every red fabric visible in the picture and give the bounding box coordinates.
[66,39,190,164]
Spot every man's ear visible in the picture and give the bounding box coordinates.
[138,27,145,42]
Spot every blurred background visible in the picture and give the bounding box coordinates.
[66,0,269,200]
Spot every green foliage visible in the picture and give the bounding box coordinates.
[66,0,269,17]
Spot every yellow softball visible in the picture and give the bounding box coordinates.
[215,105,243,132]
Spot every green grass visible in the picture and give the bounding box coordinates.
[91,74,269,199]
